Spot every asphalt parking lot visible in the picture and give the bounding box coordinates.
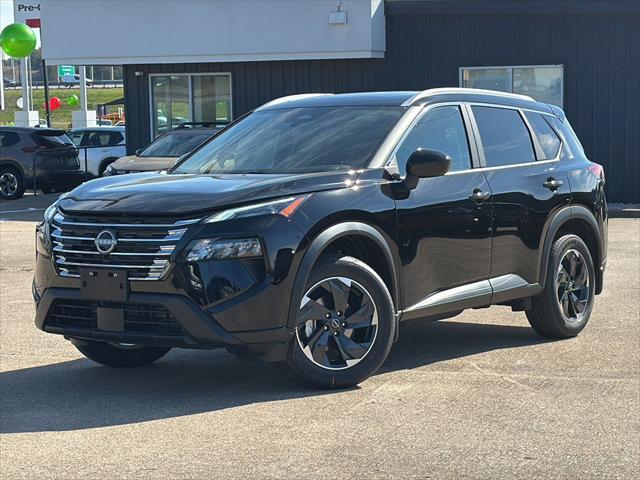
[1,194,638,479]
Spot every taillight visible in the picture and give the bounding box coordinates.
[588,163,604,180]
[22,146,39,153]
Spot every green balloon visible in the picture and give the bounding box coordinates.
[0,23,37,58]
[67,94,79,107]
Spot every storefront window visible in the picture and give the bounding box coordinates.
[460,65,563,106]
[150,73,232,139]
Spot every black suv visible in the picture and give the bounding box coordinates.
[1,127,84,200]
[33,89,607,388]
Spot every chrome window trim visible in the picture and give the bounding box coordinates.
[383,102,475,172]
[466,102,563,169]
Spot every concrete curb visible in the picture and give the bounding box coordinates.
[609,208,640,218]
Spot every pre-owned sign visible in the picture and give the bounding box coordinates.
[13,1,41,28]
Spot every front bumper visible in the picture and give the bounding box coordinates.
[33,213,306,360]
[34,286,292,355]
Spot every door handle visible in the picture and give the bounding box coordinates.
[469,188,491,203]
[543,177,564,190]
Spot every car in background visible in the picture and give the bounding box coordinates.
[103,124,222,176]
[67,126,126,177]
[3,78,18,88]
[61,74,93,87]
[0,127,84,200]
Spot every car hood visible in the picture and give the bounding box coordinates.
[59,170,361,215]
[110,155,177,172]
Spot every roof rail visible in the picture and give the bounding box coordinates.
[256,93,334,111]
[402,87,534,107]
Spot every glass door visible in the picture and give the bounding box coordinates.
[151,75,190,138]
[151,74,232,139]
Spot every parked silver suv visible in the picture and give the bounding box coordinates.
[67,126,126,177]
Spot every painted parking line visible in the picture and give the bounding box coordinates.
[0,208,46,214]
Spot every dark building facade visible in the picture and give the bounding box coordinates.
[123,0,640,203]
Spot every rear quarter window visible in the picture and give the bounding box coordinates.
[35,133,74,149]
[524,111,561,159]
[547,116,585,161]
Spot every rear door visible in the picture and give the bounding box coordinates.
[468,105,570,292]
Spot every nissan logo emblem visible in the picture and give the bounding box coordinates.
[95,229,117,255]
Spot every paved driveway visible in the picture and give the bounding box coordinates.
[1,194,638,479]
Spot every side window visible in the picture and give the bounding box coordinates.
[547,116,585,161]
[86,132,111,147]
[109,132,125,145]
[472,106,536,167]
[524,111,561,159]
[0,131,20,147]
[396,106,472,175]
[68,131,85,147]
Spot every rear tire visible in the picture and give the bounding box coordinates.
[73,339,171,367]
[526,234,595,338]
[278,255,396,389]
[0,166,25,200]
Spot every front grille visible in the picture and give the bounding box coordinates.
[51,211,200,280]
[47,300,185,335]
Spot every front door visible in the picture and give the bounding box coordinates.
[392,105,493,318]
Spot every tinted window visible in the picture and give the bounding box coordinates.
[68,131,85,147]
[472,106,535,167]
[110,132,124,145]
[86,131,112,147]
[173,106,404,174]
[524,111,561,159]
[396,106,471,174]
[547,116,585,161]
[142,131,214,158]
[0,131,20,147]
[35,133,74,149]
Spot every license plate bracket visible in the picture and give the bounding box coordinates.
[80,269,129,302]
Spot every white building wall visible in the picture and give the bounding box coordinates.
[41,0,385,65]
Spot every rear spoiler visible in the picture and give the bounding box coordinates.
[32,129,67,136]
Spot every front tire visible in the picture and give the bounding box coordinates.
[73,339,171,367]
[278,256,396,389]
[526,234,595,338]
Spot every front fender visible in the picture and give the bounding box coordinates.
[286,221,400,329]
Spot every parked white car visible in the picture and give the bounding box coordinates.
[67,126,126,177]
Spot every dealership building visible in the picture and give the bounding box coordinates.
[41,0,639,203]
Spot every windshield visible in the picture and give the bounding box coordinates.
[141,131,214,157]
[172,106,404,175]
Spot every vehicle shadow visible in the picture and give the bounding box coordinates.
[0,319,550,433]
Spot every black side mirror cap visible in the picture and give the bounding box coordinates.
[405,149,452,189]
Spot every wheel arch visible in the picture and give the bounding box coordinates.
[287,221,400,329]
[0,159,27,179]
[537,205,604,293]
[98,157,119,176]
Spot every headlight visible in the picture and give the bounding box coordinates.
[44,202,58,223]
[182,237,262,262]
[204,195,308,223]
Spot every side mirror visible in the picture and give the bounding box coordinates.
[405,149,452,189]
[135,148,143,156]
